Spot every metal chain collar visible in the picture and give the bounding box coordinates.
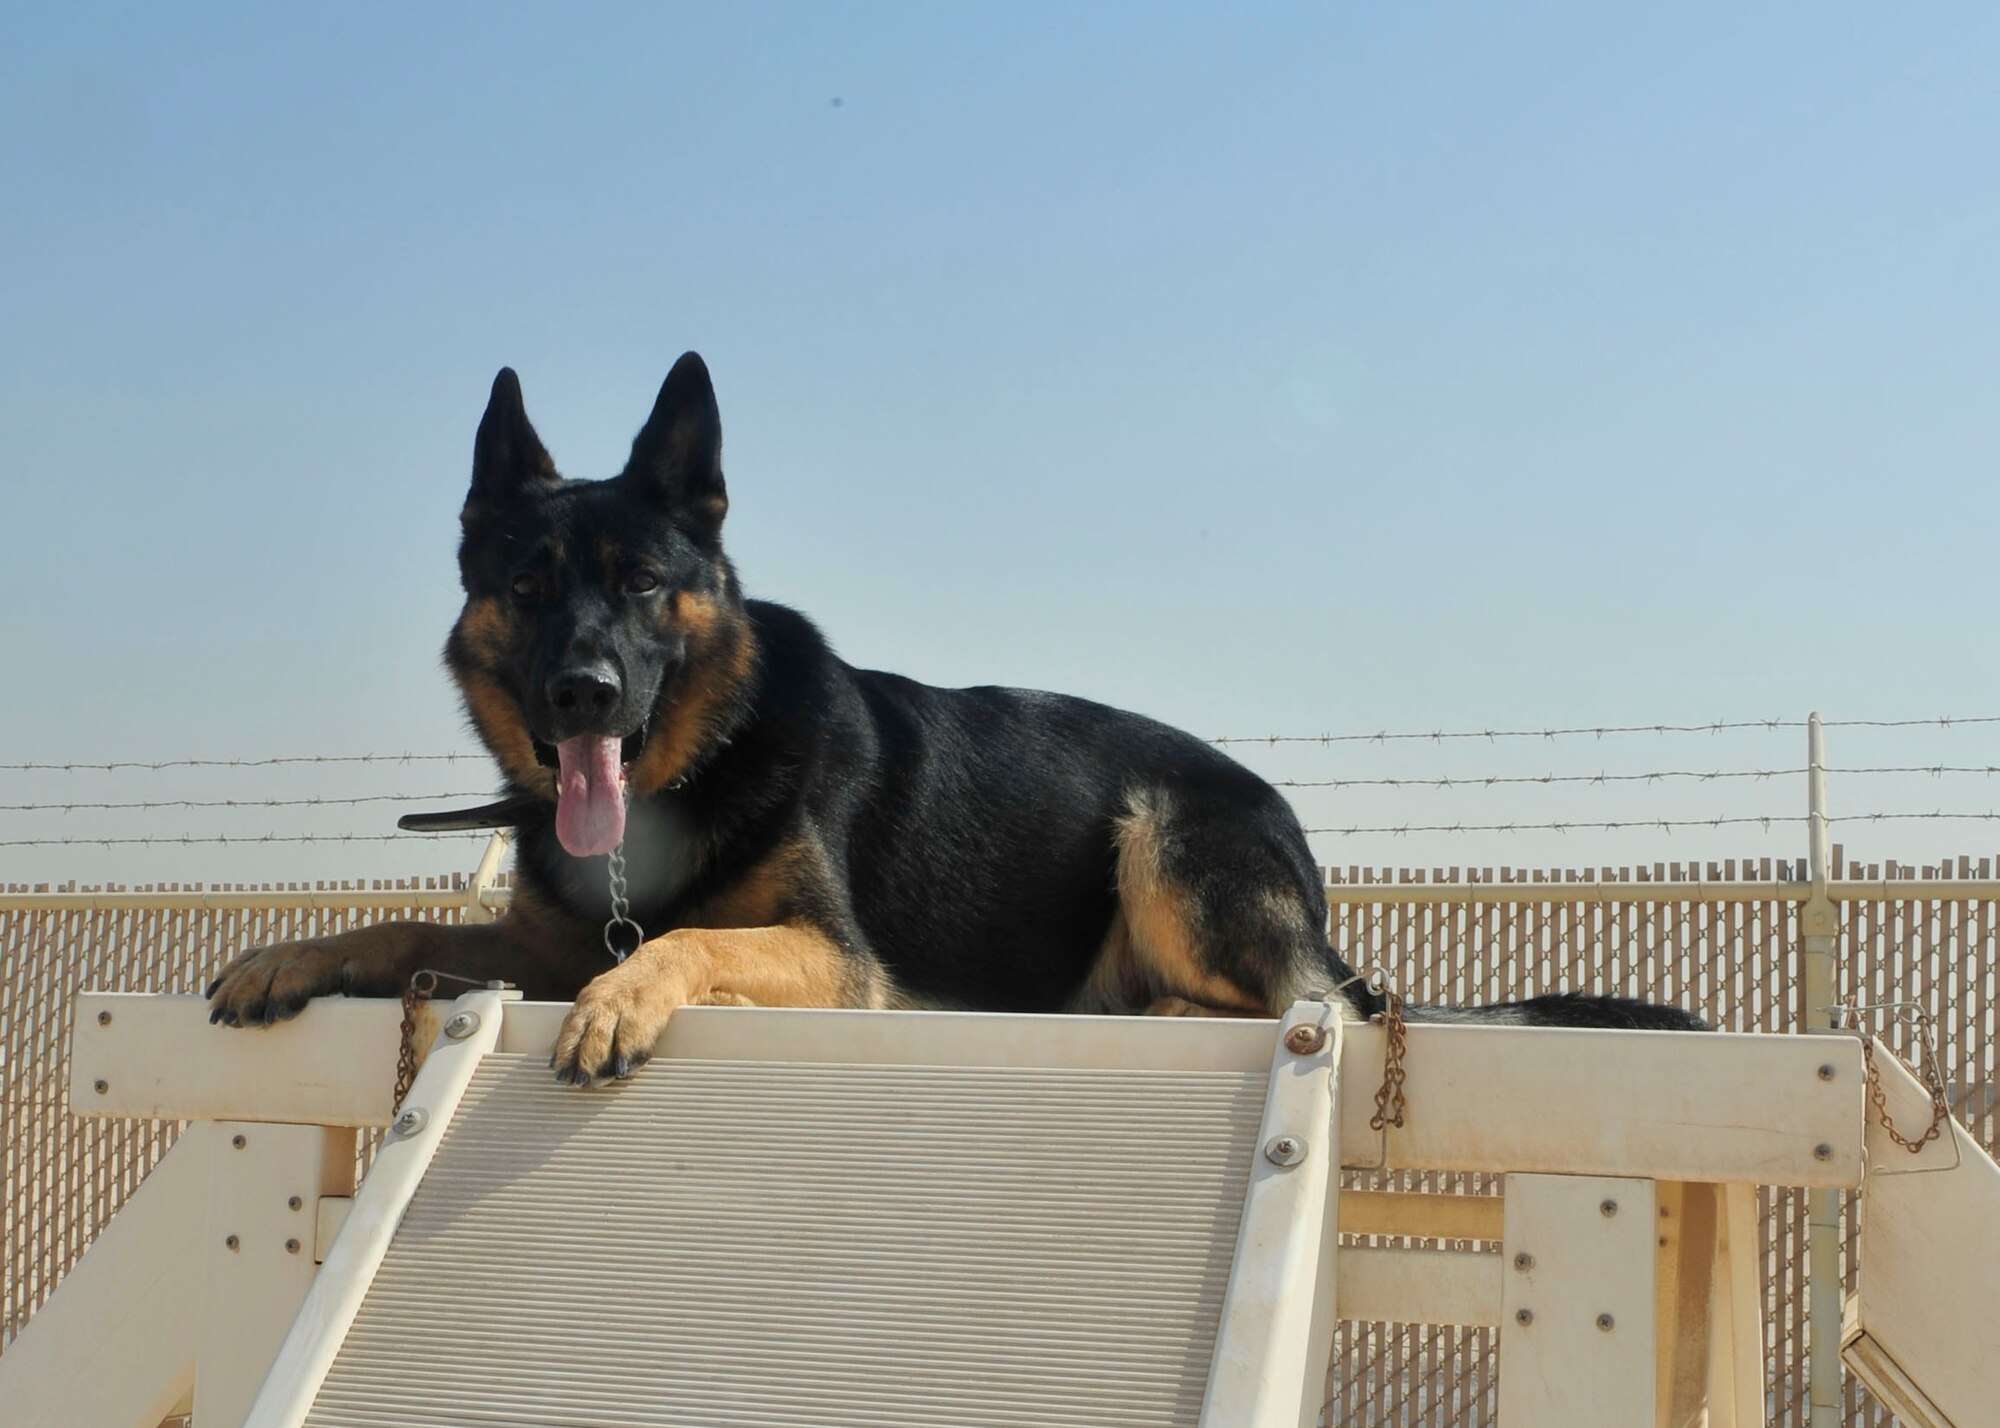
[603,839,643,963]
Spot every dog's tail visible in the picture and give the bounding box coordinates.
[1322,953,1707,1031]
[1402,991,1708,1031]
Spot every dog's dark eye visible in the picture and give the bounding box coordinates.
[510,573,539,600]
[625,571,660,595]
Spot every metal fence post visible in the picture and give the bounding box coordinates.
[464,830,511,924]
[1802,712,1842,1428]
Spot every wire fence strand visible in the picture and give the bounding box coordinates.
[0,753,484,773]
[1302,810,2000,837]
[0,792,494,813]
[4,714,1996,774]
[0,832,489,848]
[1212,714,2000,747]
[1272,767,1807,790]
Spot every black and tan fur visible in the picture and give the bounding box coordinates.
[207,354,1702,1081]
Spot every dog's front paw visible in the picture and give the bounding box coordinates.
[550,959,686,1086]
[205,940,360,1027]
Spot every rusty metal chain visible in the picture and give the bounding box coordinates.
[1859,1028,1952,1154]
[1369,984,1409,1131]
[393,969,511,1108]
[392,969,438,1111]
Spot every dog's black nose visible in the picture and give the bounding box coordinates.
[548,665,622,716]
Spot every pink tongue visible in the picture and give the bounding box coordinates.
[554,736,627,858]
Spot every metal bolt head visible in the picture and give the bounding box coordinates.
[232,1134,247,1150]
[393,1107,428,1138]
[1599,1198,1619,1217]
[1283,1024,1329,1055]
[1597,1313,1616,1332]
[443,1010,481,1041]
[1513,1252,1535,1272]
[93,1079,108,1095]
[288,1196,303,1212]
[1814,1142,1833,1162]
[1263,1134,1308,1167]
[1515,1308,1534,1326]
[1817,1063,1836,1082]
[224,1234,240,1251]
[285,1238,301,1255]
[97,1009,112,1026]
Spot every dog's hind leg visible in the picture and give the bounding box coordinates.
[1103,786,1348,1019]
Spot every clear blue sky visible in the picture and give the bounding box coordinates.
[4,3,1999,886]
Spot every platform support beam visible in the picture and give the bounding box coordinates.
[0,1124,206,1428]
[194,1123,356,1428]
[1498,1174,1658,1428]
[240,988,506,1428]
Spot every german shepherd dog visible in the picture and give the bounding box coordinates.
[206,355,1702,1081]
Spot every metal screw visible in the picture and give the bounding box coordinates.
[393,1107,428,1138]
[1283,1024,1328,1055]
[1599,1198,1619,1217]
[93,1079,108,1095]
[1515,1308,1534,1326]
[1513,1253,1535,1272]
[1597,1313,1616,1332]
[232,1134,247,1150]
[288,1196,303,1211]
[1263,1135,1307,1167]
[97,1010,112,1026]
[1814,1143,1833,1162]
[1818,1063,1836,1082]
[443,1010,481,1041]
[285,1238,301,1255]
[225,1235,240,1251]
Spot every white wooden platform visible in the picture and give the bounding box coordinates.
[0,993,1993,1427]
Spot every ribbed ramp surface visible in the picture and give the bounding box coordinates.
[305,1054,1266,1428]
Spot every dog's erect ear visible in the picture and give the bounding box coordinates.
[625,352,727,542]
[464,368,558,520]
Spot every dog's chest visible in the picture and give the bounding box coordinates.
[540,795,706,928]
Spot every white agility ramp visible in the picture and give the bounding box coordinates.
[3,990,1996,1426]
[272,1000,1337,1428]
[1840,1043,2000,1428]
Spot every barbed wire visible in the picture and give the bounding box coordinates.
[0,832,488,848]
[1273,764,2000,791]
[0,753,484,773]
[9,806,2000,848]
[1215,715,2000,747]
[1218,721,1799,746]
[1305,810,2000,836]
[1306,816,1798,836]
[5,715,1996,774]
[5,762,1994,809]
[1823,717,2000,730]
[1839,811,2000,825]
[1274,767,1804,790]
[0,792,493,814]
